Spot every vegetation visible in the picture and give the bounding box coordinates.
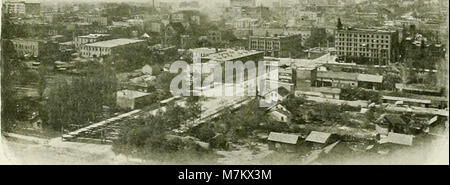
[112,99,208,161]
[41,62,118,130]
[281,95,307,124]
[341,87,381,103]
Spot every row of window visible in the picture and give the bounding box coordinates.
[336,38,390,43]
[81,46,111,52]
[337,52,389,57]
[337,33,391,39]
[336,44,390,49]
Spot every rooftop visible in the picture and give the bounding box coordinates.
[382,96,432,104]
[267,132,299,144]
[85,39,144,48]
[317,71,383,83]
[202,49,264,62]
[337,27,397,34]
[78,34,110,39]
[305,131,332,144]
[385,132,414,146]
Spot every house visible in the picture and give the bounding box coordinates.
[163,22,186,47]
[116,90,152,110]
[267,104,292,123]
[267,132,300,152]
[375,113,412,134]
[305,131,336,149]
[124,75,156,93]
[264,86,290,104]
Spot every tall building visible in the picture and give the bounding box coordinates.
[3,1,26,16]
[335,28,399,65]
[249,34,302,58]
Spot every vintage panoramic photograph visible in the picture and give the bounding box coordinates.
[0,0,448,165]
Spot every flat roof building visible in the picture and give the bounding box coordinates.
[249,34,302,58]
[335,28,399,65]
[80,39,145,58]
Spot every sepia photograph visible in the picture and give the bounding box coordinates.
[0,0,448,168]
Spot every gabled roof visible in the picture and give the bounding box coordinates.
[386,132,414,146]
[384,114,407,125]
[167,22,185,33]
[268,132,299,144]
[305,131,332,144]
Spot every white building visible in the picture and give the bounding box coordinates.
[80,39,145,58]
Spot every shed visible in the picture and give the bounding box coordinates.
[267,132,300,152]
[305,131,332,144]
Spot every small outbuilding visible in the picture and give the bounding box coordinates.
[267,132,300,152]
[116,89,152,110]
[305,131,336,149]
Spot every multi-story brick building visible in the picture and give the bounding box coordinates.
[11,38,45,57]
[84,16,108,26]
[248,34,302,58]
[335,28,399,65]
[3,1,26,16]
[80,39,145,58]
[74,34,110,50]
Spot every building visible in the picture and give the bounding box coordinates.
[249,34,302,58]
[379,132,414,146]
[395,83,443,97]
[314,71,383,90]
[171,10,201,25]
[84,16,108,26]
[230,0,256,7]
[305,131,336,149]
[381,96,432,108]
[200,48,264,63]
[80,39,145,58]
[267,132,300,152]
[207,31,222,43]
[264,86,290,104]
[3,1,26,16]
[335,28,399,65]
[10,38,45,57]
[163,22,186,47]
[267,104,292,123]
[232,18,258,29]
[74,34,110,50]
[25,2,40,15]
[116,90,152,110]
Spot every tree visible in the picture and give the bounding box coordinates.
[185,96,202,125]
[382,72,402,90]
[1,40,19,132]
[281,95,307,123]
[43,62,118,130]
